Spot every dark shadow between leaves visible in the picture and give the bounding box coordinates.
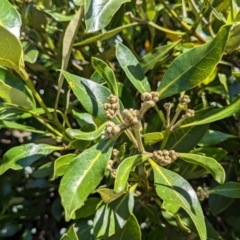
[127,63,146,81]
[81,81,99,118]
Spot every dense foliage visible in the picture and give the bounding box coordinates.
[1,0,240,239]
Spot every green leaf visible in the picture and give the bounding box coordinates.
[59,138,116,221]
[190,147,227,161]
[116,42,151,93]
[51,154,77,180]
[66,123,106,140]
[178,153,225,184]
[0,144,61,175]
[0,0,22,38]
[74,198,101,219]
[114,154,150,193]
[149,159,206,240]
[158,24,232,99]
[60,224,79,240]
[62,71,112,122]
[74,23,138,46]
[92,57,118,96]
[44,9,74,22]
[182,97,240,127]
[143,132,163,145]
[199,129,238,146]
[0,26,24,71]
[93,185,135,238]
[108,214,141,240]
[0,81,34,109]
[85,0,131,32]
[210,181,240,198]
[165,124,209,152]
[140,41,180,73]
[97,188,124,204]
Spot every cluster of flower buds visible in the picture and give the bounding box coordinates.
[179,95,191,104]
[106,148,119,178]
[196,186,209,202]
[152,150,178,166]
[103,94,119,119]
[105,121,121,138]
[184,109,195,118]
[140,92,159,118]
[122,108,140,126]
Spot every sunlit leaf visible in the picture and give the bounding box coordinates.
[149,159,206,240]
[59,138,116,221]
[158,24,232,99]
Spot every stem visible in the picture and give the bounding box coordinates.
[159,0,207,43]
[18,68,53,121]
[169,107,182,128]
[133,124,145,153]
[160,129,171,150]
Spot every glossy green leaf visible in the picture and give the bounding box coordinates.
[140,41,180,72]
[44,9,74,22]
[158,24,232,99]
[182,97,240,127]
[59,138,116,221]
[74,23,138,46]
[116,42,151,93]
[74,198,101,219]
[51,154,77,180]
[165,124,209,152]
[0,144,61,175]
[56,7,84,113]
[149,159,206,240]
[73,0,85,6]
[62,71,112,122]
[85,0,131,32]
[210,181,240,198]
[0,81,34,109]
[114,154,150,193]
[0,120,46,134]
[146,0,156,21]
[191,147,227,161]
[97,188,124,204]
[93,185,135,238]
[108,214,141,240]
[60,224,79,240]
[23,48,39,64]
[92,57,118,96]
[0,26,24,71]
[143,132,163,145]
[199,129,238,146]
[178,153,225,184]
[0,0,22,38]
[66,123,106,140]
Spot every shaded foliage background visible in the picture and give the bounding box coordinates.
[0,0,240,239]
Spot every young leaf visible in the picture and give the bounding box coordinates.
[210,181,240,198]
[62,71,112,121]
[114,154,150,193]
[0,81,34,109]
[51,154,77,180]
[97,188,124,204]
[116,42,151,93]
[85,0,131,32]
[182,97,240,127]
[0,144,61,175]
[108,214,141,240]
[149,159,206,240]
[92,57,118,96]
[157,24,232,99]
[66,123,106,140]
[59,138,116,221]
[0,26,24,71]
[178,153,225,184]
[60,224,79,240]
[0,0,22,38]
[93,185,135,238]
[140,41,180,72]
